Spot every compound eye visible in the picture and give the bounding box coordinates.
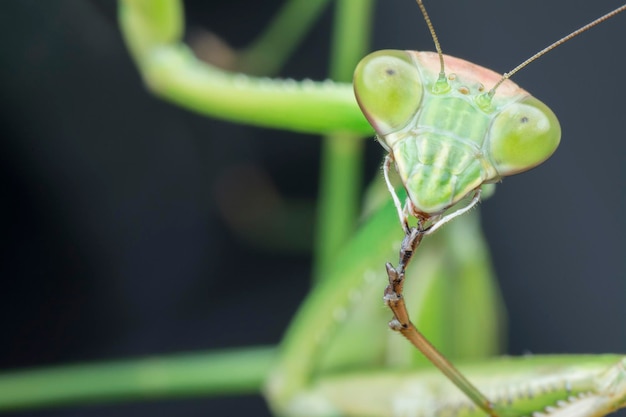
[353,50,423,139]
[487,96,561,176]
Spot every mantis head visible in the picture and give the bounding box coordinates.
[353,50,562,179]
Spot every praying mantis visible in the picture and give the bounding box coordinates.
[0,0,623,416]
[347,1,624,416]
[266,1,625,417]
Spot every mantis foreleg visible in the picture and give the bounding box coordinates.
[384,225,499,416]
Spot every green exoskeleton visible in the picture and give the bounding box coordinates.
[347,1,626,416]
[354,50,559,224]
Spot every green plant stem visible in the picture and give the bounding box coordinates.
[313,0,375,279]
[0,346,276,411]
[237,0,334,75]
[119,0,370,135]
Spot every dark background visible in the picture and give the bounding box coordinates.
[0,1,624,416]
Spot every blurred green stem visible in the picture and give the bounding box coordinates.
[313,0,374,279]
[237,0,333,75]
[0,347,275,411]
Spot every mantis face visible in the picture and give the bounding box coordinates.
[354,50,561,216]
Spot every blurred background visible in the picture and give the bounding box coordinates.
[0,0,623,416]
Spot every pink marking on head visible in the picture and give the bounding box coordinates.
[410,51,528,98]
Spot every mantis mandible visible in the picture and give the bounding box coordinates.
[351,1,625,416]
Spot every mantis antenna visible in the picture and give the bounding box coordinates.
[489,4,626,95]
[414,0,444,75]
[416,1,626,97]
[415,0,448,89]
